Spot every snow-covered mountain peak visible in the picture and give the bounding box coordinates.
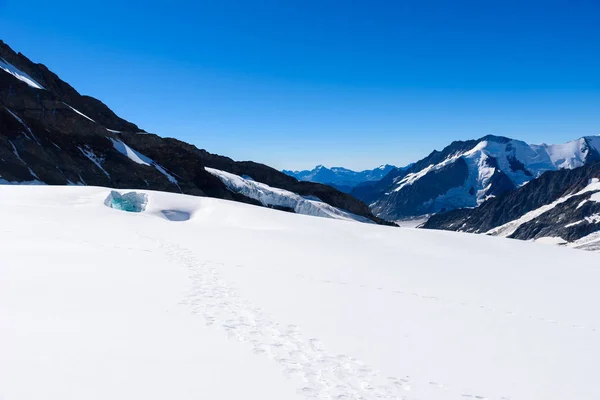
[365,134,600,220]
[330,166,353,173]
[536,137,597,170]
[376,163,393,170]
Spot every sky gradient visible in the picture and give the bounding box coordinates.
[1,0,599,170]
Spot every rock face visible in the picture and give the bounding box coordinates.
[283,164,398,193]
[353,135,600,220]
[423,161,600,245]
[0,40,389,225]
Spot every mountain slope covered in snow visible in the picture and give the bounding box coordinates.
[423,161,600,249]
[354,135,600,220]
[2,185,600,400]
[0,40,385,224]
[283,164,398,193]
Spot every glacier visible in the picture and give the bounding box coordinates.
[1,185,600,400]
[205,167,373,223]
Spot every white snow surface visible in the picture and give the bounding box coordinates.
[538,137,595,169]
[1,186,600,400]
[0,57,45,89]
[205,167,373,223]
[534,236,568,245]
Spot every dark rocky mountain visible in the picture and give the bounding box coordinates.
[353,134,600,221]
[0,40,390,225]
[423,161,600,249]
[283,164,398,193]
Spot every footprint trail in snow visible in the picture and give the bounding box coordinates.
[157,239,493,400]
[158,241,412,400]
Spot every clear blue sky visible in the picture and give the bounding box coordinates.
[1,0,599,170]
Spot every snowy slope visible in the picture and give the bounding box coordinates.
[422,161,600,247]
[370,135,600,219]
[487,178,600,238]
[2,185,600,400]
[206,167,372,223]
[539,137,600,169]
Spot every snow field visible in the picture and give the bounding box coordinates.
[1,186,600,400]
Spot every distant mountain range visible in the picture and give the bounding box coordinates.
[352,134,600,220]
[283,164,398,193]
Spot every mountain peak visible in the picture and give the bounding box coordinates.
[359,134,600,220]
[283,164,398,193]
[479,134,512,143]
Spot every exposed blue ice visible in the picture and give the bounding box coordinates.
[104,191,148,213]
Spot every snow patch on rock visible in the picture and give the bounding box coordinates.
[62,102,95,122]
[109,138,179,187]
[0,57,45,89]
[488,178,600,237]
